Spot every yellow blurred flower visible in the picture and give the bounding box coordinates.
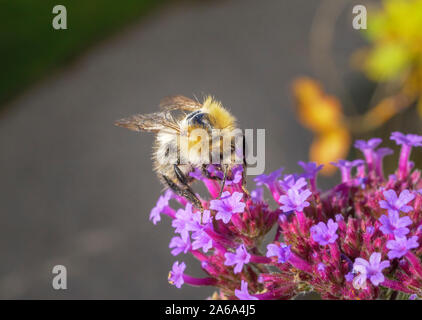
[362,0,422,85]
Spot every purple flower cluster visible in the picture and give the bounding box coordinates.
[151,133,422,300]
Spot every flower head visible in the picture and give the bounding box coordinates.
[168,261,186,288]
[390,132,422,147]
[266,243,291,263]
[150,130,422,300]
[379,189,415,216]
[235,280,258,300]
[210,192,245,224]
[224,244,251,274]
[386,236,419,259]
[352,252,390,289]
[310,219,338,246]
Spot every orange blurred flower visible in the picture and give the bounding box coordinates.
[292,77,351,175]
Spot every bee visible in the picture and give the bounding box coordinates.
[115,95,248,211]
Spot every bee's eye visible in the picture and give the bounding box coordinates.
[188,112,211,129]
[186,110,201,120]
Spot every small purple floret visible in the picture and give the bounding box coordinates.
[379,189,415,216]
[169,261,186,288]
[390,132,422,147]
[210,191,245,224]
[310,219,339,246]
[266,243,291,263]
[386,236,419,259]
[279,181,311,213]
[224,244,251,274]
[235,280,258,300]
[352,252,390,288]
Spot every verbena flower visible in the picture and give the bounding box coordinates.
[386,236,419,259]
[169,235,191,256]
[172,203,195,239]
[149,190,173,224]
[168,261,186,289]
[251,187,264,203]
[352,253,390,289]
[390,132,422,147]
[298,161,323,179]
[266,243,291,263]
[354,138,382,151]
[254,168,283,188]
[354,138,382,173]
[379,211,412,237]
[225,165,243,185]
[210,191,245,224]
[310,219,338,245]
[149,132,422,300]
[279,181,311,213]
[191,230,213,253]
[331,159,364,183]
[390,132,422,180]
[224,244,251,274]
[254,168,284,200]
[235,280,258,300]
[345,272,354,282]
[379,189,414,216]
[279,174,305,192]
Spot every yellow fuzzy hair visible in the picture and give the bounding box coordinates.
[201,96,236,129]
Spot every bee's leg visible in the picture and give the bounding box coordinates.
[241,135,250,197]
[172,164,205,223]
[162,174,203,211]
[241,167,250,197]
[173,164,189,186]
[218,164,229,198]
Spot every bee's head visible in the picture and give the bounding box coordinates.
[199,96,236,130]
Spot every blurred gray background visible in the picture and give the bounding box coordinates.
[0,0,369,299]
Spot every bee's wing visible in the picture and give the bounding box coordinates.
[115,112,180,133]
[159,95,202,112]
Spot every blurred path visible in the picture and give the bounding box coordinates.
[0,0,363,298]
